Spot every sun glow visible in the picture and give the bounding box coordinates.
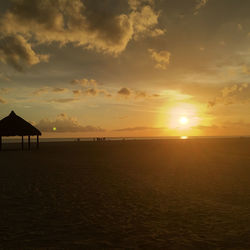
[179,116,189,125]
[167,103,200,131]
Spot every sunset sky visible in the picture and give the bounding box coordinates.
[1,0,250,137]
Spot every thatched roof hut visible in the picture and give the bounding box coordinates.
[0,111,41,151]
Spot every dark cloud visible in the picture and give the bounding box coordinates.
[117,87,160,99]
[0,0,163,68]
[36,113,105,132]
[118,87,131,96]
[52,87,68,93]
[6,0,64,32]
[72,87,112,97]
[49,98,77,103]
[0,34,49,71]
[85,88,98,96]
[72,90,82,96]
[134,90,160,99]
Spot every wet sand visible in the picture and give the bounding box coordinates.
[1,138,250,249]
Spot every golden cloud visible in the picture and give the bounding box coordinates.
[0,0,164,70]
[208,83,249,107]
[148,48,171,70]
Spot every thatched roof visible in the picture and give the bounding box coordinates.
[0,111,41,136]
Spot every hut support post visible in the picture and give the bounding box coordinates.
[21,136,24,151]
[0,136,2,151]
[36,135,39,149]
[28,136,30,150]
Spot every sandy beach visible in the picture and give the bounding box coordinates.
[1,138,250,249]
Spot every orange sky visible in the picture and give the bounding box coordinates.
[1,0,250,137]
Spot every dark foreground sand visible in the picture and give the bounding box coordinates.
[1,138,250,249]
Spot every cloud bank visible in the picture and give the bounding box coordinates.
[36,113,105,132]
[71,78,112,98]
[0,0,164,70]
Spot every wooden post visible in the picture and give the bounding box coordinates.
[28,136,30,150]
[37,135,39,149]
[21,136,24,151]
[0,136,2,151]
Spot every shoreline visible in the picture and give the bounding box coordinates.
[2,135,250,144]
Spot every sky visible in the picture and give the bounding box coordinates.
[1,0,250,138]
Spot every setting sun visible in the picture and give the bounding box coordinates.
[179,116,189,125]
[166,103,202,133]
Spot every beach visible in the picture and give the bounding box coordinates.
[1,138,250,249]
